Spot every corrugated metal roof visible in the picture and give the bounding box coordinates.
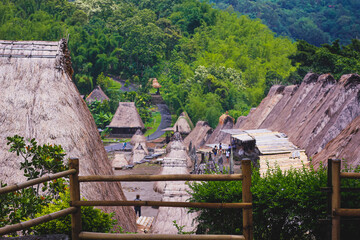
[230,129,302,154]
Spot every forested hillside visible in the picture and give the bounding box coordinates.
[1,0,360,127]
[210,0,360,46]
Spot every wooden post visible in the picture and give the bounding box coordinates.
[69,158,81,240]
[331,159,341,240]
[242,160,253,240]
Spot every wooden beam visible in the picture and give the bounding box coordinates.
[334,208,360,217]
[0,169,76,195]
[79,232,245,240]
[69,158,81,240]
[340,172,360,179]
[0,207,76,236]
[331,159,341,240]
[242,160,253,240]
[78,174,243,182]
[72,200,252,209]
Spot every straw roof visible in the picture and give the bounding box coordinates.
[0,39,135,232]
[129,130,149,164]
[108,102,145,129]
[150,78,161,88]
[205,112,235,145]
[85,85,109,103]
[184,121,213,149]
[112,153,129,170]
[173,112,194,134]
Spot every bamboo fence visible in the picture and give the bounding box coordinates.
[0,158,253,240]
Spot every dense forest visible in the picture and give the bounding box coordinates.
[210,0,360,46]
[1,0,360,127]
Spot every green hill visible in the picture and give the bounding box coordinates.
[210,0,360,46]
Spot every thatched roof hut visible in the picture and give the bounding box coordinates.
[173,112,194,135]
[85,85,109,103]
[0,39,135,231]
[112,153,129,170]
[108,102,145,137]
[130,129,149,164]
[184,121,213,149]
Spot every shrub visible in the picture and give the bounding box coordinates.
[29,190,117,235]
[188,163,360,240]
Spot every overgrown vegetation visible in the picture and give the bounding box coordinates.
[210,0,360,46]
[188,163,360,239]
[1,135,116,236]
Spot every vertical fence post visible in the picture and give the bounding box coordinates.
[242,160,253,240]
[69,158,81,240]
[327,159,333,240]
[331,159,341,240]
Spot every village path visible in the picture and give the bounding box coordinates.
[147,104,172,141]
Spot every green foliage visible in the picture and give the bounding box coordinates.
[210,0,360,46]
[29,190,117,235]
[1,135,68,234]
[188,164,360,239]
[87,99,113,129]
[290,39,360,80]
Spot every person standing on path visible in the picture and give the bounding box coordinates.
[134,194,141,217]
[226,149,230,163]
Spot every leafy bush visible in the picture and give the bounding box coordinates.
[29,191,117,235]
[188,163,360,239]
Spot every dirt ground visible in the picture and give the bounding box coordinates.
[114,163,163,217]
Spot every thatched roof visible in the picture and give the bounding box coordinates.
[108,102,145,129]
[0,39,135,232]
[172,112,194,134]
[130,129,149,164]
[112,153,129,170]
[205,112,235,145]
[86,85,109,103]
[184,121,213,149]
[150,78,161,88]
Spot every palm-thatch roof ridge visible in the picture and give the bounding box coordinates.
[108,102,145,129]
[0,39,136,232]
[86,85,110,103]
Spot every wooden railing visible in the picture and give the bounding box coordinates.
[0,168,77,235]
[329,159,360,240]
[0,158,253,240]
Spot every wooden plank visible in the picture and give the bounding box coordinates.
[73,200,252,209]
[0,169,76,195]
[79,174,243,182]
[79,232,245,240]
[0,207,76,235]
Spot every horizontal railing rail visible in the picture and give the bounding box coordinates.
[0,207,77,235]
[0,169,76,195]
[72,200,252,209]
[79,232,245,240]
[340,172,360,179]
[78,174,243,182]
